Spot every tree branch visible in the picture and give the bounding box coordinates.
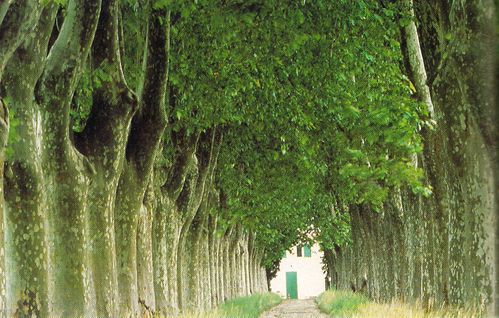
[402,0,435,118]
[36,0,102,149]
[0,1,12,28]
[3,4,58,103]
[0,0,42,80]
[0,100,9,153]
[176,157,199,214]
[76,0,138,166]
[190,129,219,210]
[163,129,200,200]
[1,3,57,182]
[125,6,170,181]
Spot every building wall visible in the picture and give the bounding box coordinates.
[270,243,326,299]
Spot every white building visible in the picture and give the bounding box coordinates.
[270,243,326,299]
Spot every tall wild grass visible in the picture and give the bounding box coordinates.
[316,290,481,318]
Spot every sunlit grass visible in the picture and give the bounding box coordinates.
[218,292,282,318]
[317,290,481,318]
[169,311,220,318]
[317,290,369,316]
[168,292,281,318]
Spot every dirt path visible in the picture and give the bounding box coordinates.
[259,299,329,318]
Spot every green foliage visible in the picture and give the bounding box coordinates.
[313,200,352,251]
[70,69,93,132]
[70,63,117,132]
[99,0,430,273]
[192,0,430,270]
[218,293,282,318]
[317,290,369,317]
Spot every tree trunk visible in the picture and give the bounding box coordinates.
[2,6,56,316]
[0,87,9,317]
[152,194,180,315]
[114,5,169,316]
[137,183,156,316]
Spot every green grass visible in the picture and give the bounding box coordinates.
[218,292,282,318]
[316,290,369,317]
[167,292,281,318]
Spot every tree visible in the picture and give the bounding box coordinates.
[0,0,495,317]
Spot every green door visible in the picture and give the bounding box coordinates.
[286,272,298,299]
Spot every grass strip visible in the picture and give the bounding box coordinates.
[173,292,282,318]
[316,290,481,318]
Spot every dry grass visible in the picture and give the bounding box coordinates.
[354,301,479,318]
[317,290,481,318]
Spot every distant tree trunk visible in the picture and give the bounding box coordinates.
[0,87,9,317]
[222,229,233,300]
[175,129,221,310]
[153,130,198,315]
[137,182,157,316]
[152,194,181,315]
[207,214,219,306]
[217,237,225,303]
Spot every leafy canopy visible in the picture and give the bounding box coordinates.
[65,0,429,270]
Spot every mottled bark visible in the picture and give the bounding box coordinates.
[33,1,102,316]
[217,237,225,303]
[176,159,200,310]
[75,0,139,315]
[242,233,251,296]
[152,194,181,315]
[185,187,211,308]
[2,6,57,316]
[114,5,169,317]
[185,159,220,309]
[208,214,219,306]
[221,228,233,301]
